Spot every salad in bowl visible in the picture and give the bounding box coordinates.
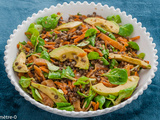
[13,11,151,112]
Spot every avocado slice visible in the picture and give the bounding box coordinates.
[31,82,67,103]
[84,17,119,34]
[13,52,29,73]
[109,53,151,69]
[49,45,89,69]
[54,21,82,31]
[92,76,139,96]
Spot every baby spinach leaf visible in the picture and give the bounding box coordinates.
[36,17,43,25]
[103,68,128,85]
[101,47,109,59]
[35,89,42,100]
[86,34,96,46]
[20,41,27,45]
[56,102,71,108]
[30,86,41,102]
[128,41,139,50]
[25,23,40,39]
[107,15,121,23]
[19,76,32,88]
[34,24,43,33]
[115,87,135,105]
[77,41,90,47]
[85,28,97,37]
[94,95,105,109]
[51,14,58,19]
[36,37,45,53]
[137,53,145,59]
[100,57,109,66]
[48,71,61,79]
[74,76,90,85]
[58,105,74,111]
[42,16,55,28]
[61,66,76,81]
[118,24,134,37]
[43,72,48,78]
[30,34,37,46]
[84,91,96,108]
[110,59,118,69]
[104,100,112,108]
[46,61,59,72]
[77,91,89,98]
[40,50,50,61]
[87,52,100,60]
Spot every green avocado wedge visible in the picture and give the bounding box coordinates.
[84,17,119,34]
[49,45,89,69]
[92,76,139,96]
[109,53,151,69]
[54,21,82,31]
[31,82,67,103]
[13,52,29,73]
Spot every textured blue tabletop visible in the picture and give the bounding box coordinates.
[0,0,160,120]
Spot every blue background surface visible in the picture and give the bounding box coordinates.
[0,0,160,120]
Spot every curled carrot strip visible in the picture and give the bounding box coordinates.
[130,36,140,41]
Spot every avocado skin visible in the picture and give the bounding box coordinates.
[13,52,29,73]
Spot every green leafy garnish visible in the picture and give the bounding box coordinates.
[85,28,97,37]
[25,23,39,39]
[35,89,42,100]
[61,66,76,81]
[86,34,96,46]
[118,24,134,37]
[84,91,96,108]
[102,68,128,85]
[128,41,139,50]
[100,57,109,66]
[115,87,135,105]
[36,17,43,25]
[20,41,27,45]
[30,86,41,102]
[110,59,118,69]
[36,37,45,53]
[26,62,33,67]
[137,53,145,59]
[87,52,99,60]
[74,76,90,85]
[56,102,71,108]
[58,105,74,111]
[19,76,32,88]
[77,91,89,98]
[107,15,121,23]
[48,71,61,79]
[77,12,82,16]
[94,95,105,109]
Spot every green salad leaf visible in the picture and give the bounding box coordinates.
[107,15,121,23]
[86,34,96,46]
[100,57,109,66]
[19,76,32,88]
[85,28,97,37]
[48,71,61,79]
[58,105,74,111]
[94,95,105,109]
[102,68,128,85]
[137,53,145,59]
[30,86,42,102]
[118,24,134,37]
[61,66,76,81]
[87,52,99,60]
[84,91,96,108]
[77,41,90,47]
[74,76,90,85]
[56,102,71,108]
[110,59,118,69]
[36,37,45,53]
[128,41,139,50]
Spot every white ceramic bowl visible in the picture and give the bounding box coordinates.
[4,1,158,118]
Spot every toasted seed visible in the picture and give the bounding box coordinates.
[17,66,22,69]
[54,95,58,99]
[15,62,18,66]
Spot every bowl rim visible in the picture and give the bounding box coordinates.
[4,1,158,118]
